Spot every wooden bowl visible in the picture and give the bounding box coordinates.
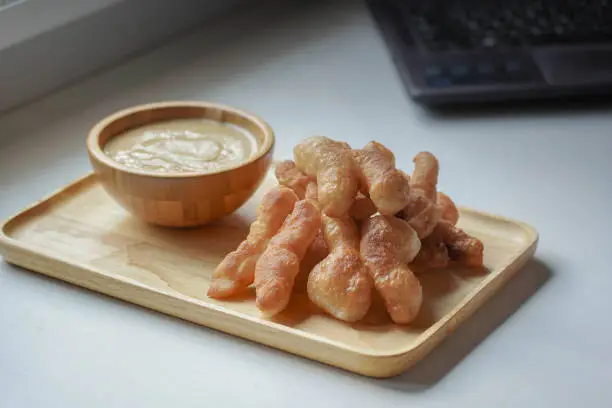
[87,101,274,227]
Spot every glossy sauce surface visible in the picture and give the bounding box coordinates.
[104,118,258,173]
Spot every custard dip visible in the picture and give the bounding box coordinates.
[104,118,259,174]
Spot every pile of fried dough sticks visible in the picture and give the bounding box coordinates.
[208,136,483,325]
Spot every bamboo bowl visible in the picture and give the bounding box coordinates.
[87,101,275,227]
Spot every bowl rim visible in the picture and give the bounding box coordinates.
[87,100,275,179]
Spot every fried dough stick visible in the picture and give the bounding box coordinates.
[412,193,475,271]
[277,162,367,276]
[411,151,439,200]
[352,142,411,215]
[277,159,377,222]
[360,215,423,324]
[437,220,484,267]
[296,180,330,288]
[411,226,449,270]
[349,193,378,221]
[307,215,373,322]
[300,177,377,275]
[293,136,358,217]
[386,216,422,264]
[413,224,484,270]
[254,199,321,316]
[437,192,459,225]
[399,152,442,238]
[208,187,298,298]
[295,229,329,292]
[275,160,312,199]
[305,181,319,201]
[410,191,459,271]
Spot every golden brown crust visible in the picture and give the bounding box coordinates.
[411,225,449,270]
[293,136,358,217]
[254,199,322,316]
[273,163,328,293]
[352,141,411,215]
[208,187,298,298]
[399,190,442,239]
[348,193,378,221]
[385,216,421,264]
[275,160,313,199]
[295,229,329,292]
[305,181,319,202]
[360,215,423,324]
[437,192,459,225]
[212,137,485,325]
[397,152,442,239]
[437,220,484,267]
[411,151,439,201]
[366,141,395,164]
[307,215,373,322]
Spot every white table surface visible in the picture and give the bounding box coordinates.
[1,1,611,407]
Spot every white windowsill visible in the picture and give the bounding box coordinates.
[0,0,124,51]
[0,0,254,114]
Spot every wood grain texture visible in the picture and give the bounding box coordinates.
[87,101,274,227]
[0,168,538,377]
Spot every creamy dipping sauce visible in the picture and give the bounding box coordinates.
[104,118,258,173]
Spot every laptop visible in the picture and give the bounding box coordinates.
[366,0,612,105]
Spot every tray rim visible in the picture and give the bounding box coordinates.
[0,172,539,375]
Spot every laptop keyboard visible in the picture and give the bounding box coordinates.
[397,0,612,52]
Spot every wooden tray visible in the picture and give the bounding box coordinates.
[0,169,538,378]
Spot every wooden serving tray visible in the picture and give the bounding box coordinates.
[0,169,538,378]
